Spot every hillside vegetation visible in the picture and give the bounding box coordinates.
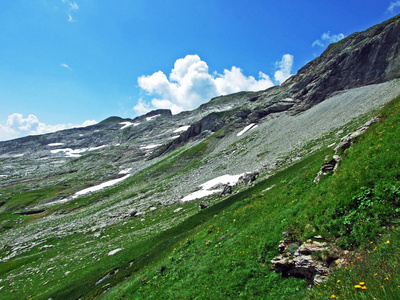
[94,95,400,299]
[1,15,400,300]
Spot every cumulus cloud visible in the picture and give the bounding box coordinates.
[312,31,345,48]
[388,0,400,12]
[0,113,97,142]
[274,54,294,85]
[133,99,152,115]
[135,54,285,115]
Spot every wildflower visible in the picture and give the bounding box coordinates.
[359,282,365,286]
[337,280,341,283]
[387,240,390,244]
[354,285,362,289]
[331,295,336,298]
[362,286,367,290]
[384,277,389,280]
[374,273,378,276]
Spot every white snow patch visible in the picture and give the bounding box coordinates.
[146,114,160,121]
[47,143,64,147]
[13,154,24,158]
[181,189,221,202]
[108,248,122,256]
[115,143,121,146]
[140,144,161,150]
[170,135,180,140]
[173,125,190,133]
[174,207,183,213]
[72,174,130,199]
[119,121,139,129]
[119,122,133,130]
[89,145,107,151]
[181,173,247,202]
[118,168,132,175]
[50,148,88,158]
[149,207,157,211]
[200,174,247,190]
[0,175,8,178]
[237,123,257,137]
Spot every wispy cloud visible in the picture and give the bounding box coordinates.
[70,2,79,10]
[61,0,79,22]
[388,0,400,12]
[0,113,97,142]
[68,14,75,23]
[135,54,293,115]
[60,63,71,69]
[312,31,345,48]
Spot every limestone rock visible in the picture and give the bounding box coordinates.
[271,235,343,284]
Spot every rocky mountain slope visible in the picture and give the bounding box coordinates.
[1,14,400,299]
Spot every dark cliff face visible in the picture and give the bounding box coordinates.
[284,14,400,110]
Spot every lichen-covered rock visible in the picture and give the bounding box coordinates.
[271,235,343,284]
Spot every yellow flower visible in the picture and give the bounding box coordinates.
[331,295,336,298]
[374,273,378,276]
[337,280,341,283]
[387,240,390,244]
[359,282,365,286]
[362,286,367,290]
[354,285,362,289]
[384,277,389,280]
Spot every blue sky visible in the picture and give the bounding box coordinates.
[1,0,400,141]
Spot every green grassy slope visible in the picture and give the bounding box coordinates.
[101,95,400,299]
[1,95,400,299]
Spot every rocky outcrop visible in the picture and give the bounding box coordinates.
[315,116,380,182]
[271,235,345,284]
[334,116,380,153]
[285,15,400,112]
[237,172,259,185]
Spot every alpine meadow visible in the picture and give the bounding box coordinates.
[1,13,400,300]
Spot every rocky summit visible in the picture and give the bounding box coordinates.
[1,15,400,299]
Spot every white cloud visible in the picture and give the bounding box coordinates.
[61,1,79,22]
[68,14,75,22]
[136,54,281,115]
[60,63,71,69]
[133,98,152,115]
[274,54,294,85]
[313,31,345,48]
[79,120,97,127]
[0,113,97,142]
[70,2,79,10]
[388,0,400,12]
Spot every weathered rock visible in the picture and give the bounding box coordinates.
[199,202,208,209]
[237,172,259,186]
[39,245,54,251]
[220,184,233,196]
[285,15,400,112]
[335,116,380,153]
[271,235,342,284]
[14,209,46,215]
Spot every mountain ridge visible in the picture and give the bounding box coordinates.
[1,15,400,299]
